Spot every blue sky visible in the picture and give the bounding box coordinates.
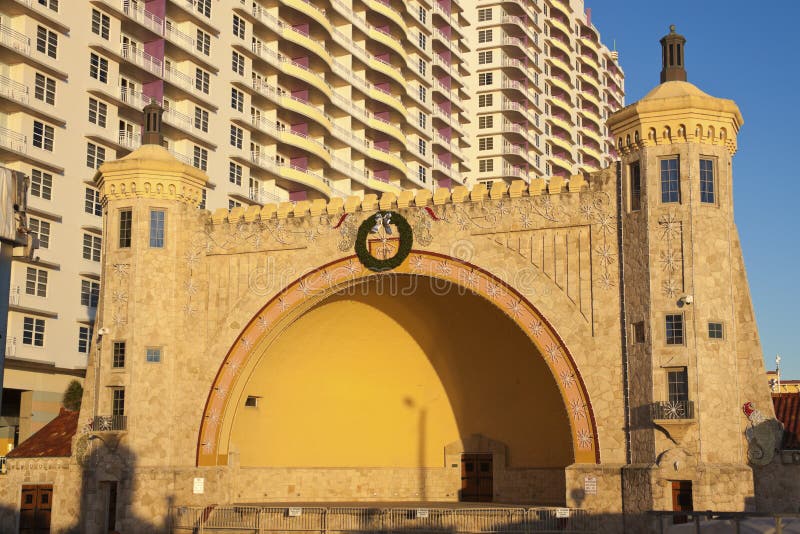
[590,1,800,378]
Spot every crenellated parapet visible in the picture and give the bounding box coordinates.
[608,81,743,155]
[207,174,592,225]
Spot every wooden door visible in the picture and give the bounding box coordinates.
[671,480,692,524]
[460,454,492,502]
[19,484,52,534]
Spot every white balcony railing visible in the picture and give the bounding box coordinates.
[120,43,163,77]
[122,0,165,35]
[119,86,152,109]
[0,126,27,153]
[0,75,29,104]
[0,24,31,55]
[118,131,141,150]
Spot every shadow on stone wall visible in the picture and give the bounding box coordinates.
[67,437,173,534]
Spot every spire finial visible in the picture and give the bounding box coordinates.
[141,101,163,146]
[660,25,687,83]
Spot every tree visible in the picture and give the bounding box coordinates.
[62,380,83,411]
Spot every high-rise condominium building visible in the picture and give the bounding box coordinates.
[467,0,624,185]
[0,0,621,444]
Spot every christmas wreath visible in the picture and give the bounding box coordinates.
[354,211,413,272]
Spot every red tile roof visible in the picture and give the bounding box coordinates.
[7,408,79,458]
[773,393,800,449]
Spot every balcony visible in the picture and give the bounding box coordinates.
[651,400,695,421]
[120,43,163,77]
[122,0,165,36]
[0,75,29,104]
[91,415,127,432]
[119,85,152,110]
[0,126,27,153]
[118,130,141,151]
[0,24,31,56]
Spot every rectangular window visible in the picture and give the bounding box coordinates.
[418,139,426,156]
[25,267,48,297]
[630,161,641,211]
[478,51,492,65]
[665,314,684,345]
[478,94,493,107]
[193,146,208,171]
[30,169,53,200]
[146,347,162,363]
[708,322,724,339]
[479,159,494,172]
[38,0,58,11]
[89,53,109,83]
[83,234,102,262]
[194,107,209,132]
[86,143,106,169]
[418,59,426,76]
[88,98,108,128]
[477,30,493,43]
[196,0,211,17]
[36,26,58,59]
[119,209,132,248]
[195,68,210,94]
[478,116,493,129]
[91,9,110,39]
[228,199,242,210]
[112,388,125,415]
[28,217,50,248]
[78,326,92,354]
[418,32,426,50]
[196,29,211,55]
[417,165,427,183]
[660,157,680,203]
[33,121,54,151]
[232,51,245,75]
[232,15,245,39]
[632,321,645,343]
[230,125,243,149]
[477,8,492,21]
[149,210,165,248]
[84,188,102,216]
[112,342,126,368]
[667,368,689,403]
[418,7,426,24]
[700,158,715,204]
[34,73,55,105]
[22,317,45,347]
[80,279,100,307]
[229,162,242,185]
[478,137,494,151]
[418,85,426,103]
[231,88,244,111]
[418,112,427,129]
[478,72,493,86]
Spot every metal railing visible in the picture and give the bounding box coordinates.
[120,43,163,76]
[651,400,695,420]
[650,511,800,534]
[91,415,127,431]
[122,0,165,35]
[0,75,29,104]
[0,23,31,55]
[0,126,27,153]
[172,505,597,533]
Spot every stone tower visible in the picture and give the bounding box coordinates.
[608,28,773,514]
[78,109,209,527]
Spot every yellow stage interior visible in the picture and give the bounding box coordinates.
[230,276,572,469]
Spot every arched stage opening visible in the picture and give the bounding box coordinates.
[198,252,599,503]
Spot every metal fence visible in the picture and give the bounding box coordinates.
[650,511,800,534]
[171,505,597,533]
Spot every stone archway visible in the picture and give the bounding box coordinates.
[197,251,600,468]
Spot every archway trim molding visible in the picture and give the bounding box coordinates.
[196,251,600,466]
